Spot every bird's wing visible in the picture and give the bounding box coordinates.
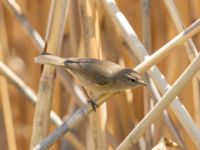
[64,58,122,86]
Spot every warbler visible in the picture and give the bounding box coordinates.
[35,54,146,110]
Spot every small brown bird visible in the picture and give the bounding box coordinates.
[35,54,146,109]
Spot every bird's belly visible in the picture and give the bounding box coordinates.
[75,74,111,95]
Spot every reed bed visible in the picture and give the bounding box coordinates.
[0,0,200,149]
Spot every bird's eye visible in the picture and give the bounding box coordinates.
[130,78,137,82]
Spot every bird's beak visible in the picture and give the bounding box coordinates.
[138,79,148,86]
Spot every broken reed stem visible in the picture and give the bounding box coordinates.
[103,0,200,147]
[30,0,70,148]
[151,137,182,150]
[117,54,200,150]
[32,93,115,150]
[0,61,85,150]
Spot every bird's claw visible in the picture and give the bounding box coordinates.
[88,99,99,111]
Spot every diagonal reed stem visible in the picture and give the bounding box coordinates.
[117,53,200,150]
[103,0,200,147]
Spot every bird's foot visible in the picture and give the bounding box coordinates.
[88,99,99,111]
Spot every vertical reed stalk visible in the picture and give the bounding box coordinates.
[0,5,17,150]
[30,0,70,148]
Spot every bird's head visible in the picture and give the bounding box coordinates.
[115,68,147,89]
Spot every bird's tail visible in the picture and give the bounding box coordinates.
[34,54,66,67]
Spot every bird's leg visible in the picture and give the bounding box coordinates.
[87,99,99,111]
[81,87,99,111]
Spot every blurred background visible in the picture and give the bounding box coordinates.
[0,0,200,149]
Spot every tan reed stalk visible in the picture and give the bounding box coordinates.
[78,0,107,149]
[141,0,153,148]
[30,0,70,148]
[0,5,17,150]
